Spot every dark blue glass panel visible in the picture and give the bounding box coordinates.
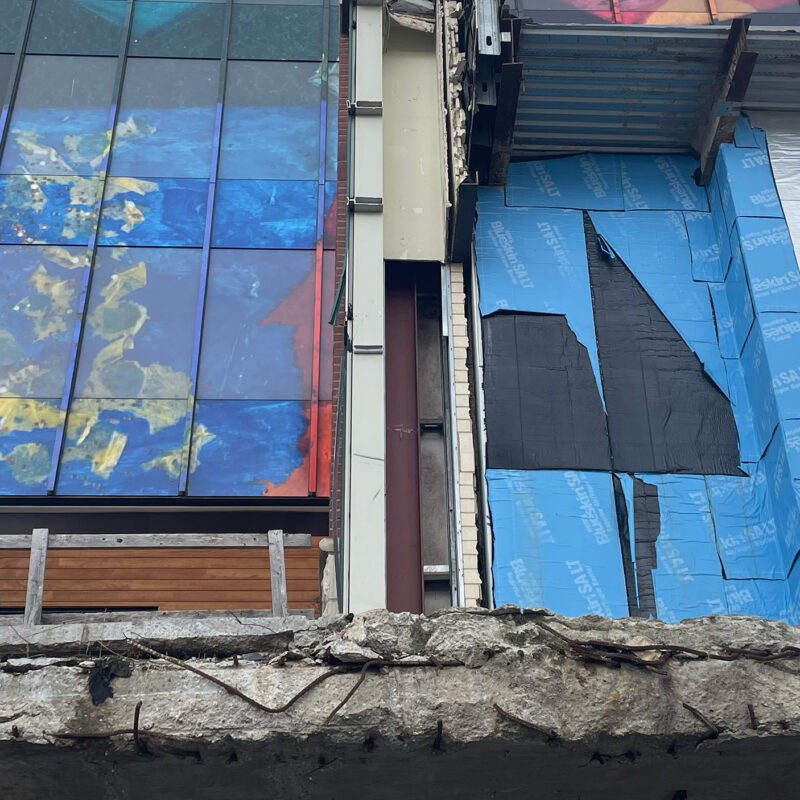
[0,55,116,176]
[110,59,219,179]
[219,61,320,181]
[0,174,100,245]
[130,1,225,58]
[75,247,202,399]
[28,0,126,56]
[56,398,187,495]
[230,1,324,61]
[212,180,316,249]
[0,0,28,53]
[0,245,87,397]
[0,55,15,100]
[0,398,62,495]
[198,250,314,400]
[98,177,208,246]
[188,400,309,497]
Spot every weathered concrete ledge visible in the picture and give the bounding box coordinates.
[2,608,800,799]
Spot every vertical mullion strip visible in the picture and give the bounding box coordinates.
[308,1,332,496]
[45,0,135,493]
[178,0,233,494]
[0,0,35,159]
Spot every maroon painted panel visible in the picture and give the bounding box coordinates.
[385,267,424,614]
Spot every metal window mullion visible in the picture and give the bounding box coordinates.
[178,0,233,495]
[0,0,36,163]
[308,1,333,496]
[45,0,136,493]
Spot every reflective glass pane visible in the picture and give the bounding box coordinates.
[27,0,126,56]
[0,55,116,176]
[130,1,225,59]
[0,174,100,245]
[230,2,324,61]
[111,59,219,179]
[0,55,15,103]
[322,179,335,248]
[320,250,334,400]
[328,0,339,61]
[219,61,320,180]
[98,177,208,246]
[56,398,188,495]
[75,247,201,399]
[198,250,314,400]
[212,180,317,248]
[188,400,310,496]
[0,397,62,495]
[0,0,28,53]
[0,245,87,397]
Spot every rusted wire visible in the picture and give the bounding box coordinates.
[126,638,350,715]
[682,702,721,740]
[493,703,558,740]
[531,619,800,669]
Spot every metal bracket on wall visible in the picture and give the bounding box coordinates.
[347,196,383,212]
[352,344,384,355]
[347,99,383,116]
[693,18,758,185]
[477,0,501,56]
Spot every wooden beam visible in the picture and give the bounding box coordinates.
[693,19,757,185]
[488,61,522,186]
[0,533,312,550]
[268,529,289,617]
[23,528,48,627]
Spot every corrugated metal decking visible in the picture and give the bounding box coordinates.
[513,25,800,156]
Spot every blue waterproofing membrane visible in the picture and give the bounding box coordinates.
[484,117,800,622]
[588,210,727,394]
[708,234,755,360]
[685,211,725,283]
[475,191,603,396]
[635,474,727,622]
[506,153,708,213]
[488,469,629,618]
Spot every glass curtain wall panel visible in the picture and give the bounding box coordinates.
[109,58,219,179]
[26,0,127,56]
[0,0,338,497]
[0,245,87,397]
[1,55,116,176]
[0,1,29,53]
[229,0,326,61]
[130,1,226,58]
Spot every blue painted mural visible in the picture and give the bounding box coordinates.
[0,0,338,497]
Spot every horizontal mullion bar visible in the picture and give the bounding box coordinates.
[0,533,312,549]
[513,130,687,142]
[518,96,700,108]
[512,144,692,154]
[515,107,696,119]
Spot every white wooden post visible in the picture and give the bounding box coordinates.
[268,529,289,617]
[23,528,49,627]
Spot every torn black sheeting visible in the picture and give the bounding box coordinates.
[612,474,640,617]
[633,478,661,619]
[482,311,611,471]
[584,213,742,476]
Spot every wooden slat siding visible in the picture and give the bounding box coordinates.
[0,539,323,614]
